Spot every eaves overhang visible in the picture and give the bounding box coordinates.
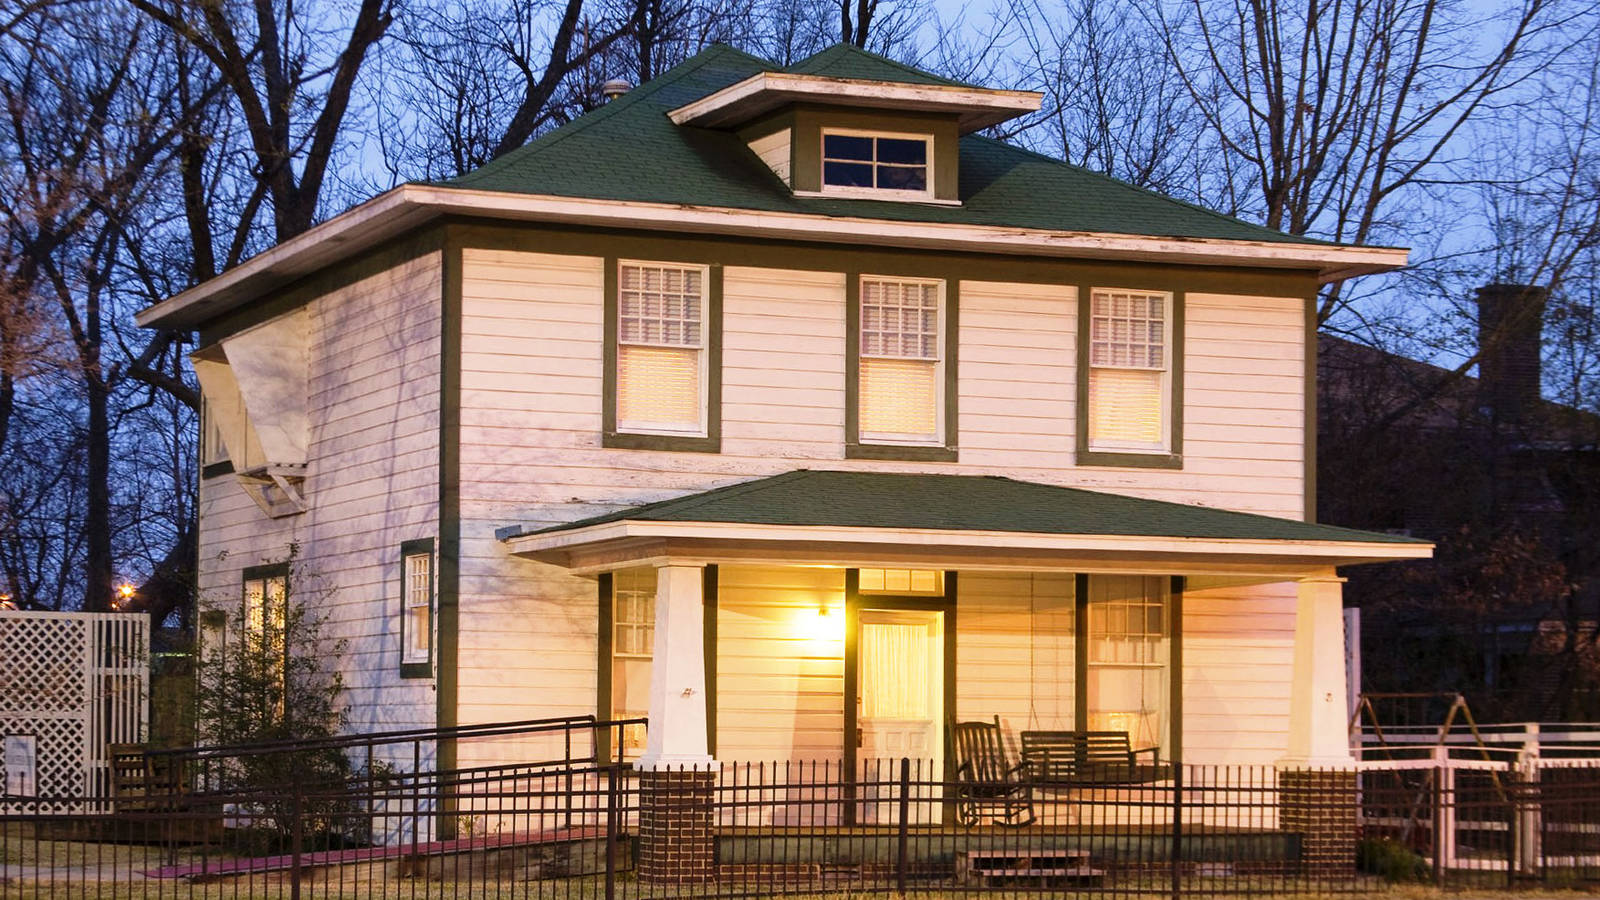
[499,519,1435,578]
[136,184,1411,331]
[666,72,1043,133]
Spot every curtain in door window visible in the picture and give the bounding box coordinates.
[860,622,930,719]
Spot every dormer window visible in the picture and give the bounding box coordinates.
[822,130,931,198]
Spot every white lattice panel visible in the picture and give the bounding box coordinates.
[0,611,148,811]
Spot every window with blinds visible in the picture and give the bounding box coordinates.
[858,277,942,443]
[1088,289,1170,451]
[617,262,707,435]
[402,551,431,665]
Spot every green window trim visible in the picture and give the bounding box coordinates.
[1075,286,1185,469]
[241,562,290,586]
[602,258,723,453]
[845,273,960,462]
[398,537,436,680]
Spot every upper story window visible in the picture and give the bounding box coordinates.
[616,261,708,436]
[200,395,229,468]
[1087,289,1172,453]
[822,130,931,199]
[858,276,944,445]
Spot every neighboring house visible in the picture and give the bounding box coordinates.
[136,44,1431,782]
[1318,286,1600,720]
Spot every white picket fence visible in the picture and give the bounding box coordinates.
[0,610,149,811]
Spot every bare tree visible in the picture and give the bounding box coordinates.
[127,0,394,242]
[0,0,190,610]
[1011,0,1208,194]
[1152,0,1579,326]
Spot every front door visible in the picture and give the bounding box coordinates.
[856,609,943,823]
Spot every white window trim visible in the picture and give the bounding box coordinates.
[1086,287,1174,455]
[820,128,935,201]
[858,274,946,446]
[401,550,432,666]
[612,572,655,660]
[615,259,711,438]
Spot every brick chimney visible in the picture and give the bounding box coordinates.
[1475,282,1549,426]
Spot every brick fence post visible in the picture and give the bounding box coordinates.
[1279,768,1359,876]
[637,767,717,884]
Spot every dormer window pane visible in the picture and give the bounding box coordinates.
[825,134,873,160]
[876,139,926,165]
[822,131,931,197]
[824,162,874,188]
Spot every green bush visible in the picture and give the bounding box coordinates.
[194,546,361,847]
[1356,836,1430,882]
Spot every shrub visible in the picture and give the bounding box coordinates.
[1356,837,1430,882]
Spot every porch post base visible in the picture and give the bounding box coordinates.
[1277,768,1359,876]
[636,768,717,885]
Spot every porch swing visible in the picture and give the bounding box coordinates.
[948,574,1171,825]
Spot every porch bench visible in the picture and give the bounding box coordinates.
[1019,731,1169,785]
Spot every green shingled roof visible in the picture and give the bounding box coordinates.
[500,470,1427,544]
[442,44,1326,246]
[781,43,976,87]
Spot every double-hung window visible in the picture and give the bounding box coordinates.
[1086,574,1170,753]
[609,568,656,757]
[822,131,932,199]
[1087,289,1172,452]
[858,276,944,444]
[616,262,708,436]
[400,542,433,674]
[243,569,286,641]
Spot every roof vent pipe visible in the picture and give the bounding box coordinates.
[601,78,633,102]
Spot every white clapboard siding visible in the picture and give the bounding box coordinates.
[747,129,792,185]
[955,571,1076,746]
[449,254,1310,752]
[196,252,442,750]
[716,565,847,763]
[722,267,847,456]
[1180,580,1296,764]
[958,281,1076,474]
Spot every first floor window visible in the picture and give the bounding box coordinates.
[616,262,707,435]
[611,568,656,756]
[858,276,943,443]
[1086,574,1169,753]
[1087,289,1171,452]
[243,568,287,642]
[401,546,432,667]
[858,568,944,595]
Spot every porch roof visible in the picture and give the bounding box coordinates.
[498,471,1432,576]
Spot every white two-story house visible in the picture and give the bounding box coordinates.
[137,43,1430,789]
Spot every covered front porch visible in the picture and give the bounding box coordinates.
[498,470,1432,784]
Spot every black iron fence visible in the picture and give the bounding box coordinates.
[5,748,1600,897]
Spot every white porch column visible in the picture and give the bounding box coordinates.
[637,563,716,771]
[1281,574,1355,766]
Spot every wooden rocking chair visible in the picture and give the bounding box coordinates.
[949,716,1036,827]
